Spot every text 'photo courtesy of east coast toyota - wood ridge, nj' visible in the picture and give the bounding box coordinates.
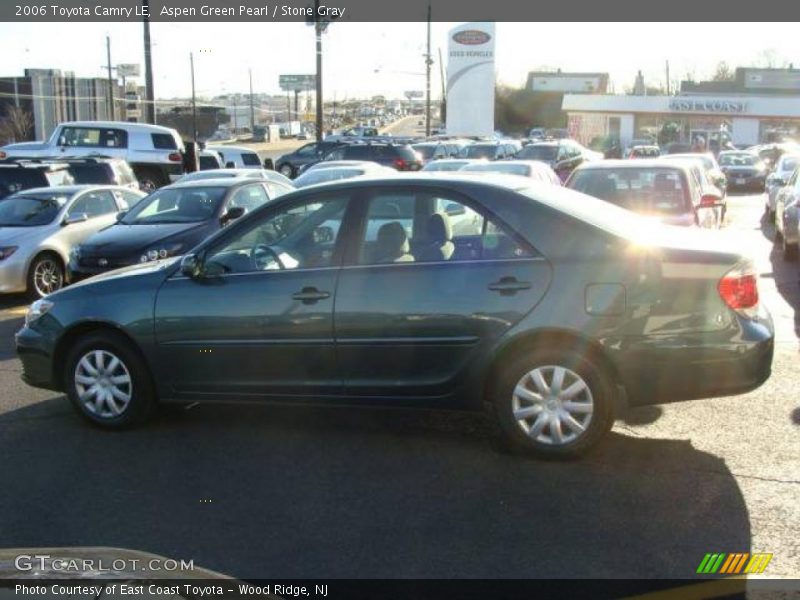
[0,1,798,598]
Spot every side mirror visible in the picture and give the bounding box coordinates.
[263,158,274,170]
[58,136,66,146]
[63,213,88,226]
[116,210,128,222]
[221,206,246,224]
[180,253,202,278]
[313,225,335,244]
[699,193,722,208]
[445,203,466,216]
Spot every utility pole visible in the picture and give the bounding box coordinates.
[190,52,197,142]
[424,0,432,137]
[665,60,671,95]
[249,68,255,133]
[314,0,324,140]
[142,0,155,123]
[106,36,115,120]
[233,95,238,133]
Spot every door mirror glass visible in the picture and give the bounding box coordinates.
[222,206,246,224]
[63,212,88,225]
[180,253,202,278]
[313,225,335,243]
[445,202,466,216]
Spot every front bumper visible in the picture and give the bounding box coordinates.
[16,324,59,391]
[69,256,137,280]
[0,255,29,294]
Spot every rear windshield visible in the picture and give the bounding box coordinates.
[67,164,112,184]
[199,155,220,170]
[517,145,558,161]
[0,169,49,199]
[780,157,799,171]
[151,133,178,150]
[241,152,261,166]
[568,167,690,215]
[719,154,758,166]
[463,163,529,177]
[464,145,499,159]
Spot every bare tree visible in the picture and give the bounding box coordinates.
[712,61,735,82]
[0,106,33,144]
[755,49,790,69]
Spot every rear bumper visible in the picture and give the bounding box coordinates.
[726,175,766,190]
[617,312,774,407]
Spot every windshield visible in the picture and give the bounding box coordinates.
[568,168,689,215]
[122,186,226,224]
[719,154,759,166]
[0,194,67,226]
[517,145,558,161]
[464,145,498,159]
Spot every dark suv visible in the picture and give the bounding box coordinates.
[274,142,350,178]
[0,161,74,199]
[321,143,423,171]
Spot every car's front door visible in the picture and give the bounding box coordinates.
[334,186,552,399]
[153,192,352,400]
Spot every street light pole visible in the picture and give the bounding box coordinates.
[249,68,255,134]
[190,51,197,142]
[314,0,324,140]
[142,0,155,123]
[106,35,116,120]
[425,0,432,137]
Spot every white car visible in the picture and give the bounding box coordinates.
[179,168,294,188]
[0,121,185,192]
[774,167,800,261]
[421,158,488,172]
[460,160,562,186]
[766,154,800,217]
[293,164,394,188]
[0,185,145,297]
[204,145,263,170]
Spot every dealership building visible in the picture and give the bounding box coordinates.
[562,67,800,148]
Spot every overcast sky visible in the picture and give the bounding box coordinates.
[0,21,798,102]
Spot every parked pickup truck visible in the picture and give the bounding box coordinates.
[0,121,186,191]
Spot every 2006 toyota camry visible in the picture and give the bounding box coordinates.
[15,174,774,457]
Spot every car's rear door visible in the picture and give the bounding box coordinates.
[333,185,552,399]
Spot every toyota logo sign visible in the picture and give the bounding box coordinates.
[452,30,491,45]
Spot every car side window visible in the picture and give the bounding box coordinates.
[60,127,102,147]
[296,144,318,157]
[68,191,118,218]
[228,184,270,214]
[204,196,348,274]
[115,190,143,210]
[356,191,536,266]
[265,182,292,200]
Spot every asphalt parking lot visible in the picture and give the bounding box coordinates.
[0,192,797,579]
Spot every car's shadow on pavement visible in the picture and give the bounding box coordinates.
[0,397,751,579]
[759,211,800,338]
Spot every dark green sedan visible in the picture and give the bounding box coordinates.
[15,174,774,458]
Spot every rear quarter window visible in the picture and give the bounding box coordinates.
[242,152,261,166]
[151,133,178,150]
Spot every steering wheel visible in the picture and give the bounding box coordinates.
[251,243,285,270]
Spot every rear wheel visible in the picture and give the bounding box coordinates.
[27,253,64,299]
[490,347,615,459]
[278,163,294,178]
[783,234,798,261]
[64,332,155,428]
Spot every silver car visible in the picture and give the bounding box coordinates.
[766,154,800,217]
[774,168,800,261]
[0,185,145,297]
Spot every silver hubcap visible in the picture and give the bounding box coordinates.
[74,350,133,418]
[512,365,594,445]
[280,165,293,176]
[34,259,62,296]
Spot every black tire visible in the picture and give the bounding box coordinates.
[136,168,165,192]
[783,236,798,262]
[64,331,156,429]
[27,252,65,299]
[277,163,295,178]
[490,346,615,459]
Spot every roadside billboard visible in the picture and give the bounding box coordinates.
[446,22,495,137]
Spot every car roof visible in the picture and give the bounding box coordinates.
[574,159,691,172]
[59,121,178,135]
[11,184,138,195]
[165,177,256,189]
[289,171,533,192]
[204,144,259,153]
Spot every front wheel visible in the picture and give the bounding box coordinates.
[27,253,64,299]
[490,347,615,459]
[278,164,294,178]
[783,235,798,261]
[65,332,156,428]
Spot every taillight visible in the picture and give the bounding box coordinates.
[0,151,6,159]
[168,152,182,162]
[718,262,759,313]
[393,158,407,170]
